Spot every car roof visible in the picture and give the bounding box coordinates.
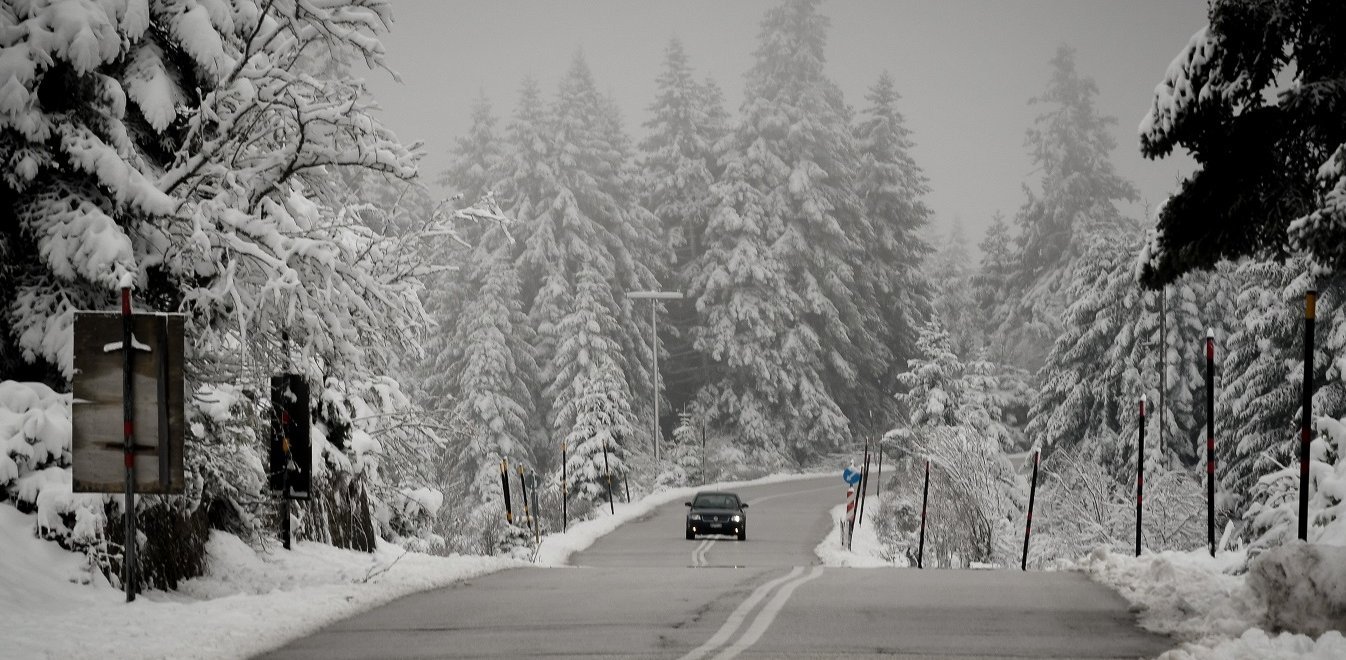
[694,491,738,497]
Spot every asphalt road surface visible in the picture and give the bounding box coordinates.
[262,475,1172,659]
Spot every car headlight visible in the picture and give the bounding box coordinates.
[689,514,702,521]
[732,515,742,523]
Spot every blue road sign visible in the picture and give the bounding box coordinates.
[843,466,862,485]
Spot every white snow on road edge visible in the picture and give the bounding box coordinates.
[814,501,892,567]
[1,472,827,659]
[1076,547,1346,659]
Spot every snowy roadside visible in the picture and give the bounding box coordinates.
[814,501,893,567]
[1077,547,1346,659]
[1,471,824,659]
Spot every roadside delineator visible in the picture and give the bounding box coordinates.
[1300,289,1315,541]
[500,458,513,525]
[1206,329,1216,557]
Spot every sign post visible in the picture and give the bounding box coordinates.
[270,375,310,549]
[120,287,136,602]
[73,295,186,602]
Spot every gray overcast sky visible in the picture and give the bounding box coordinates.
[364,0,1207,244]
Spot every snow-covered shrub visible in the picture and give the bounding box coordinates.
[1035,442,1205,564]
[1247,415,1346,552]
[0,381,70,502]
[876,427,1021,568]
[871,478,920,566]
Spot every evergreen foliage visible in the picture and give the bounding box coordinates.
[991,46,1138,371]
[1138,0,1346,286]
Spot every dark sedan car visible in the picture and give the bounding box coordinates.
[685,491,748,541]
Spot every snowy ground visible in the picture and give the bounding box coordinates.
[814,500,892,567]
[1079,548,1346,659]
[0,472,823,660]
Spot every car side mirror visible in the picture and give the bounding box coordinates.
[684,502,692,507]
[740,503,749,509]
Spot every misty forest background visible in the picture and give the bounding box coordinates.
[2,0,1345,583]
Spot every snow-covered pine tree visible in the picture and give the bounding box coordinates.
[972,214,1013,354]
[509,55,660,486]
[1138,0,1346,286]
[895,321,966,429]
[0,0,448,581]
[638,39,730,423]
[1217,261,1346,525]
[441,93,506,204]
[1028,221,1147,466]
[419,92,511,412]
[853,71,933,405]
[444,234,540,521]
[691,0,875,463]
[925,222,978,358]
[555,263,636,501]
[992,45,1138,371]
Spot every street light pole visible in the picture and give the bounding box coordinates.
[626,290,683,463]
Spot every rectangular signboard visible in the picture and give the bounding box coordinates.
[270,374,312,500]
[72,312,186,494]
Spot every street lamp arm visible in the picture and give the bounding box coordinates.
[626,291,685,300]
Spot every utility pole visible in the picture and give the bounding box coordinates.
[626,290,683,462]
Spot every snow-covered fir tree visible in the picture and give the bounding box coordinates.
[852,71,933,404]
[440,93,506,204]
[895,321,966,429]
[1027,218,1216,474]
[1138,0,1346,286]
[444,234,540,526]
[638,39,730,422]
[991,45,1138,371]
[925,221,978,359]
[691,0,882,463]
[514,54,662,499]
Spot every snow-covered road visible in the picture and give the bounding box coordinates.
[260,475,1172,659]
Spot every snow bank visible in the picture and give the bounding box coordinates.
[814,502,891,567]
[0,505,523,660]
[1077,547,1346,658]
[1249,543,1346,637]
[1077,547,1257,640]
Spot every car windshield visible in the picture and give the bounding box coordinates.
[693,494,738,509]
